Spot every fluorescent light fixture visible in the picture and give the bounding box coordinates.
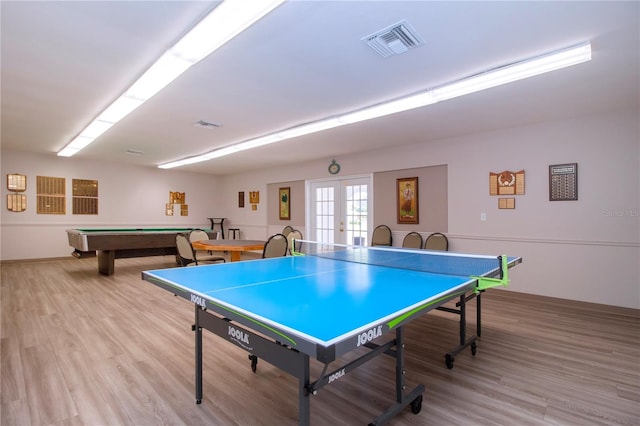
[277,118,345,140]
[339,91,438,124]
[58,120,114,157]
[57,0,285,157]
[58,136,95,156]
[97,97,145,123]
[124,54,194,101]
[172,0,287,63]
[432,42,592,101]
[159,133,286,168]
[159,42,591,169]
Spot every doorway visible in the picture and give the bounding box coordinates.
[307,175,372,245]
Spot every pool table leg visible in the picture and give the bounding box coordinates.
[97,250,115,275]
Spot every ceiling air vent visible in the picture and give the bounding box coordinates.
[193,120,221,130]
[362,20,424,58]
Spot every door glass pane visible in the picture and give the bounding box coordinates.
[344,183,368,246]
[315,186,335,243]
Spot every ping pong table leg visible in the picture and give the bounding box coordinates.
[476,291,482,337]
[444,293,479,369]
[395,327,404,403]
[459,294,466,347]
[298,354,311,426]
[368,327,424,425]
[195,305,203,404]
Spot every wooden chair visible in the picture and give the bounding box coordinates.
[262,233,288,258]
[371,225,392,246]
[402,232,423,249]
[424,232,449,251]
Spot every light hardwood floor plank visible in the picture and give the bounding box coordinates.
[1,256,639,425]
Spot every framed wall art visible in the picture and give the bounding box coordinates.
[249,191,260,204]
[7,173,26,192]
[549,163,578,201]
[279,187,290,220]
[397,177,418,224]
[489,170,525,195]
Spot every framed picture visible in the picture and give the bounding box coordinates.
[549,163,578,201]
[249,191,260,204]
[397,177,419,224]
[279,187,290,220]
[7,173,26,192]
[238,191,245,208]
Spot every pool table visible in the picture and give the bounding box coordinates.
[66,228,217,275]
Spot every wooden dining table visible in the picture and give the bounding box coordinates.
[191,239,265,262]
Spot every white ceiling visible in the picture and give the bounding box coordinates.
[2,1,638,176]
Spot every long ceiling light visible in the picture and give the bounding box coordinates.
[159,41,591,169]
[57,0,285,157]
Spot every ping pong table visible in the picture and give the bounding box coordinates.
[141,242,521,425]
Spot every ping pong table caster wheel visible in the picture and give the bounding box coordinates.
[410,395,423,414]
[196,399,201,404]
[248,354,258,373]
[471,342,477,356]
[445,354,454,369]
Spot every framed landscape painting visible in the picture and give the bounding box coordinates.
[279,187,290,220]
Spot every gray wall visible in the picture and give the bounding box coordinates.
[373,165,448,233]
[267,180,305,231]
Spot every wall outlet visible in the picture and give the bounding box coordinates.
[480,212,487,221]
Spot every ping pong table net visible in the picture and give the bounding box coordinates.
[295,240,510,292]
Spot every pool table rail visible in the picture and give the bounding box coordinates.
[66,228,216,275]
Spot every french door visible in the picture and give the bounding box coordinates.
[307,176,371,245]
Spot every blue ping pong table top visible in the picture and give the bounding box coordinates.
[142,252,515,348]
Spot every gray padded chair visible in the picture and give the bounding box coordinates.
[188,229,210,243]
[424,232,449,251]
[287,229,303,255]
[371,225,392,246]
[282,225,294,238]
[176,233,225,266]
[262,233,288,258]
[188,229,226,263]
[402,232,423,249]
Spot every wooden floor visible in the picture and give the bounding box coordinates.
[1,256,639,425]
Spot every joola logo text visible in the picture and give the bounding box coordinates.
[228,326,250,345]
[190,294,206,307]
[328,369,346,383]
[357,326,382,347]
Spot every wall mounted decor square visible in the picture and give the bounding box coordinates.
[489,170,525,195]
[6,173,27,212]
[167,191,188,216]
[72,179,98,214]
[37,176,66,214]
[489,170,525,209]
[249,191,260,211]
[549,163,578,201]
[397,177,418,224]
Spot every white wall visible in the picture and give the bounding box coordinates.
[0,151,222,260]
[221,108,639,309]
[1,108,638,308]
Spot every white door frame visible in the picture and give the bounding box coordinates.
[305,174,373,245]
